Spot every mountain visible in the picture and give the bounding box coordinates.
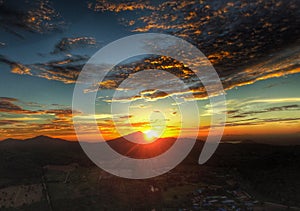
[0,135,75,150]
[0,138,24,147]
[1,135,67,143]
[24,135,66,143]
[0,132,177,159]
[107,131,176,158]
[24,135,72,147]
[121,131,146,144]
[0,133,175,154]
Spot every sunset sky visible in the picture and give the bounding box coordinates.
[0,0,299,144]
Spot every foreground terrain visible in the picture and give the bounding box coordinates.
[0,136,299,210]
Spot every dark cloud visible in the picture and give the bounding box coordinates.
[230,104,300,118]
[118,115,133,119]
[0,0,64,37]
[225,117,258,126]
[0,100,23,113]
[45,109,73,116]
[29,55,87,83]
[1,54,87,84]
[268,104,299,112]
[88,0,155,12]
[0,120,20,126]
[260,117,300,124]
[84,0,300,102]
[142,90,169,101]
[0,97,78,117]
[225,116,300,127]
[0,55,20,67]
[231,114,247,118]
[84,55,200,92]
[90,44,299,102]
[0,97,18,102]
[227,110,239,114]
[1,38,299,102]
[52,37,99,54]
[0,55,32,75]
[90,0,299,72]
[226,122,259,127]
[0,1,299,103]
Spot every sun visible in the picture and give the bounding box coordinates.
[143,130,159,141]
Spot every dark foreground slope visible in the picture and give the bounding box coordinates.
[0,135,299,209]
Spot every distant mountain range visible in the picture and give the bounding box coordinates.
[1,133,298,162]
[2,135,68,143]
[0,132,177,159]
[0,135,74,148]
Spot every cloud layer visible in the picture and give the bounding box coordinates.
[0,0,298,103]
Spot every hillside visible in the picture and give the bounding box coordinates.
[0,135,300,207]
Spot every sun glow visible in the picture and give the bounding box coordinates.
[143,130,159,141]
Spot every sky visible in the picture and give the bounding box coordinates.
[0,0,299,144]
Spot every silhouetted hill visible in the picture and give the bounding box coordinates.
[23,135,74,148]
[25,135,66,142]
[121,131,145,143]
[0,135,89,146]
[0,138,24,147]
[1,135,71,147]
[107,132,176,158]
